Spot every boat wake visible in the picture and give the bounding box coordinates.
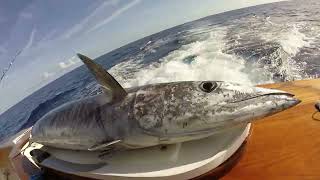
[109,21,314,88]
[123,27,253,86]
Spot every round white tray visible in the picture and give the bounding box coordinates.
[24,123,250,180]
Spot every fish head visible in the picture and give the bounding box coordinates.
[197,81,300,123]
[133,81,300,132]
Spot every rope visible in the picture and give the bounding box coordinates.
[312,111,320,121]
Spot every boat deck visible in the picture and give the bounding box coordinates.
[223,78,320,180]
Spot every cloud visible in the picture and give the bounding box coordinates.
[23,28,36,51]
[41,29,59,42]
[58,56,80,69]
[20,12,33,19]
[62,0,141,39]
[87,0,141,33]
[42,72,55,79]
[58,62,68,69]
[62,0,120,39]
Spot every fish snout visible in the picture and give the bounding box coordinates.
[236,90,301,123]
[253,87,300,108]
[239,87,301,112]
[255,89,300,113]
[268,92,301,109]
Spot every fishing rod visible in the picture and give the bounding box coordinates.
[0,49,23,83]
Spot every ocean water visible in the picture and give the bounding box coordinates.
[0,0,319,144]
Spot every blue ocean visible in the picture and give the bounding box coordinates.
[0,0,319,144]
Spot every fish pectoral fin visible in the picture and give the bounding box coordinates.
[88,140,121,151]
[98,148,116,159]
[77,53,127,102]
[170,143,182,162]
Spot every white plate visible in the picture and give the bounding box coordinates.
[24,123,251,180]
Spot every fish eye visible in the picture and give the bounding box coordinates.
[199,81,217,93]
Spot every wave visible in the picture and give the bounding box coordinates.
[259,23,312,81]
[260,21,313,55]
[110,22,314,88]
[18,88,76,130]
[224,17,313,82]
[265,16,275,26]
[110,27,255,88]
[254,44,306,82]
[277,25,311,55]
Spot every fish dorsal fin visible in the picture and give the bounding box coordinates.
[77,53,127,102]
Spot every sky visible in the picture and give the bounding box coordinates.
[0,0,284,113]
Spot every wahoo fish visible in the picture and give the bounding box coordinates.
[30,54,300,152]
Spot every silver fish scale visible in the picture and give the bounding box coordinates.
[31,80,299,151]
[133,82,216,136]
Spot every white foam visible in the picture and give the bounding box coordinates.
[266,16,275,26]
[277,25,311,55]
[261,23,312,56]
[109,22,314,87]
[257,23,312,81]
[110,27,254,88]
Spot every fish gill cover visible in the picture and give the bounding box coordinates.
[0,0,319,144]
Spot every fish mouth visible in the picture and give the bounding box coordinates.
[262,92,301,107]
[230,92,300,105]
[266,92,295,97]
